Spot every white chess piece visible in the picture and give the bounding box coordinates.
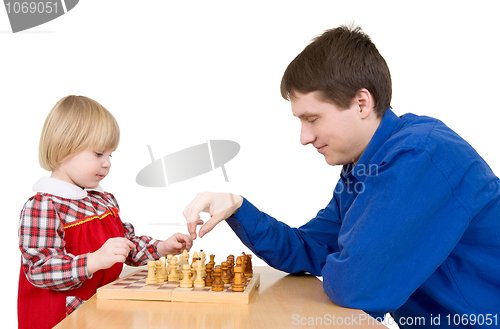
[145,260,157,285]
[194,260,205,288]
[180,264,193,288]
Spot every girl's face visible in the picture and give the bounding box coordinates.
[51,149,113,189]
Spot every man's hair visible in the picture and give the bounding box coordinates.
[39,95,120,171]
[280,25,392,117]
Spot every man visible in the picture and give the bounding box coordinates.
[183,26,500,328]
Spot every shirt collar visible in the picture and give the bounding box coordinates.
[33,176,104,200]
[342,108,400,181]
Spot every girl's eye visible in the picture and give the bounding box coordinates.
[95,152,104,157]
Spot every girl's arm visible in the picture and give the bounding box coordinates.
[19,195,91,290]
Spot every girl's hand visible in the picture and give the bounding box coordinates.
[87,237,135,275]
[158,233,193,256]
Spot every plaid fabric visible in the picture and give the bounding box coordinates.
[65,296,83,316]
[19,190,161,315]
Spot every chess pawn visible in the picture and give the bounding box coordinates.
[211,265,224,292]
[168,256,180,282]
[180,264,193,288]
[232,257,245,292]
[205,263,214,286]
[245,254,253,278]
[221,261,230,284]
[155,260,166,283]
[145,260,157,285]
[194,262,205,288]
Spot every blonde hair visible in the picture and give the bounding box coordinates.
[39,95,120,171]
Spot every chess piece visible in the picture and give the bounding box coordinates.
[245,254,253,278]
[205,263,214,286]
[168,256,180,282]
[241,253,248,284]
[160,256,168,280]
[178,249,189,267]
[211,265,224,291]
[199,250,206,278]
[178,250,189,279]
[156,260,166,283]
[232,256,245,292]
[208,254,215,268]
[180,264,193,288]
[194,261,205,288]
[199,250,206,264]
[166,255,173,278]
[221,261,230,284]
[226,255,234,281]
[145,260,157,285]
[190,258,200,282]
[190,252,199,269]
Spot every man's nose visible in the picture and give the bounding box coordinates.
[300,124,315,146]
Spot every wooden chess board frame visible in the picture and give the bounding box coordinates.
[97,269,260,304]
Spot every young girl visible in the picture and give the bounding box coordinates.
[18,95,193,329]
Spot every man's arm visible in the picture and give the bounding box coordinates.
[322,148,470,317]
[226,196,342,276]
[183,190,343,276]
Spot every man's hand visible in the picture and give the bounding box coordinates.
[183,192,243,239]
[87,237,135,275]
[158,233,193,256]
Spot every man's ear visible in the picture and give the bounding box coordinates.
[354,88,375,119]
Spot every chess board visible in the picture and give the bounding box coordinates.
[97,269,260,304]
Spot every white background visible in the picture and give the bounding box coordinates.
[1,1,499,328]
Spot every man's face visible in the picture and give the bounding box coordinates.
[291,91,368,166]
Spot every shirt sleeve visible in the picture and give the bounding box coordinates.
[123,222,161,266]
[322,147,470,317]
[103,192,162,266]
[19,194,91,291]
[226,192,343,276]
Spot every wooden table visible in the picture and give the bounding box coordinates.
[54,266,387,328]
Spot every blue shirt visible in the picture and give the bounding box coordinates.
[227,109,500,328]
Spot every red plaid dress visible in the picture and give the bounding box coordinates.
[18,177,162,329]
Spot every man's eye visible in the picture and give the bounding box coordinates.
[308,118,317,123]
